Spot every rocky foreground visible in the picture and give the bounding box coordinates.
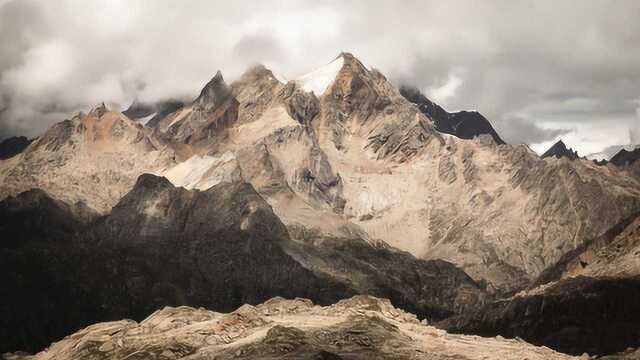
[1,296,576,360]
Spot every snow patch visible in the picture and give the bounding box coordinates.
[271,70,287,84]
[163,152,236,190]
[296,56,344,96]
[137,112,157,126]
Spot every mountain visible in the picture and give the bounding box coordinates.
[0,174,485,354]
[399,85,505,144]
[441,212,640,356]
[441,275,640,356]
[0,103,178,213]
[4,296,573,360]
[533,211,640,285]
[541,140,580,160]
[3,51,640,357]
[0,136,33,160]
[610,147,640,167]
[2,53,640,294]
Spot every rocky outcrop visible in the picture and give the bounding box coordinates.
[0,136,32,160]
[3,296,573,360]
[541,140,580,160]
[156,72,240,153]
[400,85,505,144]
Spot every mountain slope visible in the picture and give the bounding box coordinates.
[0,104,177,213]
[0,174,485,354]
[441,275,640,356]
[2,53,640,292]
[441,212,640,356]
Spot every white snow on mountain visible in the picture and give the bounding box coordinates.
[296,56,344,96]
[162,152,237,190]
[137,112,157,126]
[271,70,287,84]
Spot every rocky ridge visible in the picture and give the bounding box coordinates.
[0,174,485,354]
[399,85,505,145]
[610,147,640,167]
[541,140,580,160]
[2,54,640,292]
[2,295,575,360]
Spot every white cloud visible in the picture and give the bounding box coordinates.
[425,73,463,105]
[0,0,639,158]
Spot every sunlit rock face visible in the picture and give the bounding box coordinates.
[2,52,640,293]
[4,295,573,360]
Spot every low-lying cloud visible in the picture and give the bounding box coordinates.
[0,0,639,155]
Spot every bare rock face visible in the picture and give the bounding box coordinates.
[541,140,580,160]
[441,213,640,356]
[3,296,574,360]
[0,107,177,213]
[157,72,240,153]
[0,175,485,354]
[533,212,640,285]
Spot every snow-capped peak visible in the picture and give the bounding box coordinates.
[295,56,345,96]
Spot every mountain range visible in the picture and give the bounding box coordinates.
[2,52,640,359]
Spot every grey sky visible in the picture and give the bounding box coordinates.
[1,0,639,156]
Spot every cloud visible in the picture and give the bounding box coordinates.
[0,0,639,156]
[498,116,571,145]
[425,72,463,104]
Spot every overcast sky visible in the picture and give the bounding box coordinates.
[1,0,639,156]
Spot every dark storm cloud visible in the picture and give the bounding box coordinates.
[0,0,638,155]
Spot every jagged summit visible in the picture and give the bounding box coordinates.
[88,102,109,117]
[292,52,373,97]
[610,146,640,167]
[541,140,579,160]
[194,70,232,109]
[3,52,640,295]
[399,85,505,144]
[237,63,284,84]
